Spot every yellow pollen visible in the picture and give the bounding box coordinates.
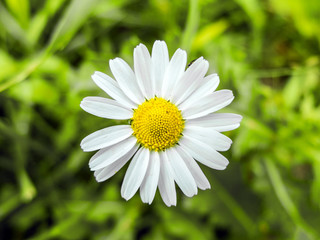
[131,97,184,151]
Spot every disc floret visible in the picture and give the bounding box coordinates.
[131,97,184,151]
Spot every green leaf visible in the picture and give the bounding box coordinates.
[5,0,30,28]
[47,0,100,53]
[0,2,28,45]
[27,0,66,47]
[191,20,229,51]
[283,70,303,109]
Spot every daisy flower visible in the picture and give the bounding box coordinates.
[80,40,242,206]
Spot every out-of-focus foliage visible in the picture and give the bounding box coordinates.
[0,0,319,239]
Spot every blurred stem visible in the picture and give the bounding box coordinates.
[181,0,199,51]
[0,194,21,221]
[0,51,49,92]
[213,177,256,236]
[9,101,37,202]
[108,204,140,240]
[311,161,320,209]
[248,66,315,79]
[31,205,93,240]
[27,0,66,47]
[17,167,37,202]
[265,158,318,239]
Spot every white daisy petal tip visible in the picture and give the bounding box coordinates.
[177,48,187,56]
[92,71,102,77]
[80,40,241,206]
[135,43,146,51]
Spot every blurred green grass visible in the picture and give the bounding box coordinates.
[0,0,320,239]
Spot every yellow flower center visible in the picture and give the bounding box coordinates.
[131,97,184,151]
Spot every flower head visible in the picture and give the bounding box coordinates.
[80,40,242,206]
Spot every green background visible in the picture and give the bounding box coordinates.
[0,0,320,239]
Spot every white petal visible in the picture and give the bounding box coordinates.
[158,151,176,207]
[178,74,220,110]
[183,126,232,151]
[89,136,137,171]
[81,125,133,152]
[80,97,133,119]
[175,145,210,190]
[134,44,153,99]
[171,57,209,105]
[212,124,240,132]
[186,113,242,132]
[121,147,150,200]
[92,71,137,109]
[179,136,229,170]
[152,40,169,96]
[161,49,187,99]
[182,90,234,120]
[94,143,139,182]
[140,151,160,204]
[94,168,104,178]
[165,148,197,197]
[109,58,144,104]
